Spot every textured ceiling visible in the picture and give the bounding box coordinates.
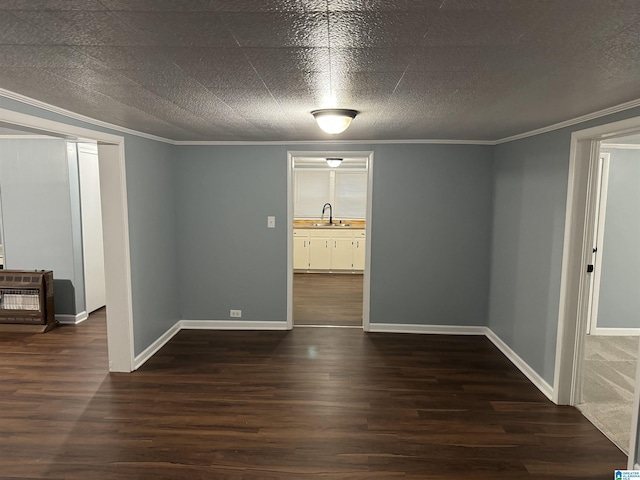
[1,0,640,142]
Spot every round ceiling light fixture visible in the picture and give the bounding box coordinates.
[311,109,358,135]
[325,157,343,168]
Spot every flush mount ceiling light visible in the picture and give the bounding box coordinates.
[326,157,343,168]
[311,109,358,135]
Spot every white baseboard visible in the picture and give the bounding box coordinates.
[369,323,488,335]
[56,311,88,325]
[593,327,640,336]
[133,321,181,370]
[180,320,289,330]
[485,328,554,401]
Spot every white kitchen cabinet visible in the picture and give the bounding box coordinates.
[308,231,332,269]
[352,230,366,270]
[293,230,310,269]
[332,232,354,270]
[293,228,366,272]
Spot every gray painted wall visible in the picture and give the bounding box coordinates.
[488,131,569,384]
[0,138,83,315]
[596,148,640,329]
[125,137,180,355]
[370,144,494,325]
[175,143,494,327]
[176,145,289,321]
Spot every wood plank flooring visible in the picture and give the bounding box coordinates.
[293,273,363,326]
[0,309,627,479]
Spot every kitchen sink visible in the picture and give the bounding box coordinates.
[310,222,352,227]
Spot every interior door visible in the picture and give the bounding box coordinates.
[78,143,107,313]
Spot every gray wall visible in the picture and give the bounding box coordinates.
[488,131,569,384]
[175,143,494,327]
[176,145,288,321]
[125,137,180,355]
[370,144,494,325]
[0,138,84,315]
[596,148,640,329]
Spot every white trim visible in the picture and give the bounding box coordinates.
[175,139,495,146]
[286,152,294,330]
[180,320,288,330]
[587,153,610,335]
[0,107,136,374]
[133,321,181,370]
[0,88,173,144]
[593,327,640,336]
[0,135,57,139]
[294,324,362,329]
[56,311,88,325]
[601,143,640,149]
[368,323,488,335]
[496,97,640,144]
[362,153,373,332]
[485,329,554,401]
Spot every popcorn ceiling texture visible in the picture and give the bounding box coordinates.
[1,0,640,141]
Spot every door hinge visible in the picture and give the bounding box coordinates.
[587,264,594,273]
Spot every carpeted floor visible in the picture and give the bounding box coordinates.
[578,335,638,454]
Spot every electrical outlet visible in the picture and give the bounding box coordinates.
[230,309,242,318]
[267,215,276,228]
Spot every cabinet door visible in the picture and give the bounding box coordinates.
[309,237,331,269]
[353,231,366,270]
[332,238,354,269]
[293,235,310,270]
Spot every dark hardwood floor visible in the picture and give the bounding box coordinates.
[0,309,627,479]
[293,273,363,326]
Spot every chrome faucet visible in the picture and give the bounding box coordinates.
[321,202,333,224]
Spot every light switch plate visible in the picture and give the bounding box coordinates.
[267,216,275,228]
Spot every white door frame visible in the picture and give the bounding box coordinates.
[554,115,640,469]
[287,150,373,331]
[585,152,610,336]
[0,107,135,372]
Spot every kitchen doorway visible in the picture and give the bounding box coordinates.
[287,151,373,329]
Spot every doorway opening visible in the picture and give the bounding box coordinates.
[575,138,640,455]
[286,151,373,330]
[0,107,135,372]
[555,116,640,468]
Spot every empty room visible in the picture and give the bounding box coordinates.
[1,1,640,478]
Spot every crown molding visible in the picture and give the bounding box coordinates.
[0,88,175,145]
[3,87,640,147]
[174,138,495,146]
[0,135,59,139]
[495,97,640,144]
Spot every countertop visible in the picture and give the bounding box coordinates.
[293,220,366,230]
